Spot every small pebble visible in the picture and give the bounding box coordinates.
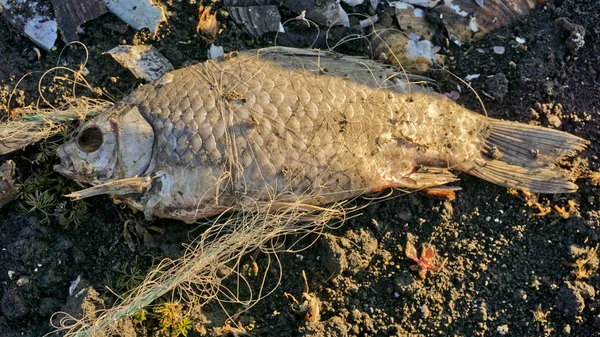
[496,324,509,335]
[420,304,430,318]
[16,276,29,287]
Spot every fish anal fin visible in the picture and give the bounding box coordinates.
[373,166,459,193]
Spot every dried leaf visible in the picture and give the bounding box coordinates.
[406,241,418,260]
[196,5,219,43]
[423,246,435,259]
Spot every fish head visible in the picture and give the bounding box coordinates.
[55,113,118,184]
[55,104,155,185]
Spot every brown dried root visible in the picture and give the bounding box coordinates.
[217,319,248,337]
[532,304,551,331]
[284,270,320,322]
[508,188,552,216]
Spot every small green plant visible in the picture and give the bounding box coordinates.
[133,310,147,324]
[17,151,90,229]
[31,141,59,165]
[54,200,89,228]
[153,301,193,337]
[110,258,146,294]
[19,190,58,225]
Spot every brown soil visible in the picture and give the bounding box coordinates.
[1,1,599,336]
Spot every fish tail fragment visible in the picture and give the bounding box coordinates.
[468,119,588,193]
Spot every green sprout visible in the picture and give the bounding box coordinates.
[153,301,193,337]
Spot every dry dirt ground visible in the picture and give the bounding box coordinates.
[1,0,600,336]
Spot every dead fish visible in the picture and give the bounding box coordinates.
[54,47,587,223]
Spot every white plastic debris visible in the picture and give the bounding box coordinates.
[207,44,224,59]
[69,275,81,296]
[413,8,425,18]
[465,73,480,81]
[493,46,505,54]
[370,0,379,9]
[359,15,378,28]
[100,0,166,37]
[449,33,462,46]
[108,45,174,81]
[469,16,478,33]
[475,0,484,7]
[515,36,526,44]
[338,1,350,27]
[391,1,410,9]
[0,0,58,51]
[7,270,15,280]
[342,0,363,6]
[444,0,469,16]
[23,15,58,50]
[405,33,441,66]
[400,0,439,8]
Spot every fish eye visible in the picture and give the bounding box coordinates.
[77,126,103,153]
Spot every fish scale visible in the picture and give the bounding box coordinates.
[55,47,587,222]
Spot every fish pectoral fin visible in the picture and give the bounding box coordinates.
[64,176,153,200]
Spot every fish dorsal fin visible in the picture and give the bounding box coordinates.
[115,105,155,178]
[243,47,433,94]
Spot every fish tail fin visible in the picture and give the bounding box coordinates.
[468,119,588,193]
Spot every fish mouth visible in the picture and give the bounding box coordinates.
[53,162,94,185]
[53,160,75,179]
[54,145,73,177]
[54,144,81,181]
[53,149,82,181]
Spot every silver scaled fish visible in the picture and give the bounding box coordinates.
[54,47,587,222]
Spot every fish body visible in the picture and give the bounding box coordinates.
[54,47,587,222]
